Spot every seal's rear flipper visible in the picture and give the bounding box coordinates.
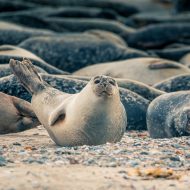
[12,96,41,132]
[148,61,180,70]
[9,58,47,95]
[48,104,66,126]
[12,96,38,118]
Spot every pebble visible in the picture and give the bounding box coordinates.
[13,142,21,146]
[170,156,181,162]
[185,154,190,159]
[0,156,7,166]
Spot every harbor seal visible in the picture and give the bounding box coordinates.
[154,74,190,92]
[149,46,190,62]
[0,45,67,74]
[73,57,190,85]
[0,21,53,45]
[0,73,149,130]
[0,92,40,134]
[147,91,190,138]
[174,0,190,13]
[10,58,127,146]
[19,34,147,72]
[127,23,190,49]
[180,53,190,67]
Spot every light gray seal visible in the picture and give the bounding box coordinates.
[0,45,67,74]
[73,57,190,85]
[10,58,127,146]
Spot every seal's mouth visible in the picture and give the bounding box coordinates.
[98,90,113,97]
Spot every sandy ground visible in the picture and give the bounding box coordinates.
[0,128,190,190]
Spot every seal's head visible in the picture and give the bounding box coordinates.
[91,75,118,97]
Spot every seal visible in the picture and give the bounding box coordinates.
[0,45,67,74]
[2,0,138,17]
[10,58,127,146]
[0,21,53,45]
[180,53,190,67]
[174,0,190,13]
[147,91,190,138]
[73,57,190,85]
[0,92,40,134]
[127,23,190,49]
[0,73,149,130]
[149,46,190,62]
[127,11,190,28]
[19,33,147,72]
[0,7,118,21]
[154,74,190,92]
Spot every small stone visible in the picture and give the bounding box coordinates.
[108,162,117,167]
[140,151,149,155]
[170,156,180,161]
[0,156,7,166]
[172,144,182,148]
[128,160,139,167]
[185,153,190,159]
[12,142,21,146]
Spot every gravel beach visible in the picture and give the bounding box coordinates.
[1,0,190,189]
[0,127,190,190]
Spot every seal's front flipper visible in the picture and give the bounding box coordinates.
[148,61,180,70]
[9,58,47,95]
[48,104,66,126]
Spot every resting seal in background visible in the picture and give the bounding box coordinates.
[10,58,127,146]
[0,45,67,74]
[0,92,40,134]
[147,91,190,138]
[73,57,190,85]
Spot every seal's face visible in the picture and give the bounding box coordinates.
[92,75,118,97]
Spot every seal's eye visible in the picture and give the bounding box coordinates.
[109,79,116,86]
[94,79,100,84]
